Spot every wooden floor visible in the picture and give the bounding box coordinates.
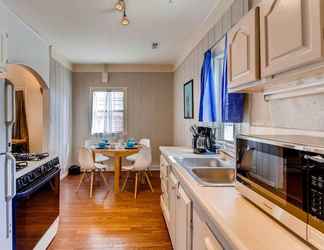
[48,172,172,250]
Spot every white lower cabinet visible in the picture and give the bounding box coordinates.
[193,209,224,250]
[175,185,192,250]
[168,171,178,246]
[160,154,223,250]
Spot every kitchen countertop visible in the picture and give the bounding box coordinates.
[160,146,312,250]
[16,155,58,179]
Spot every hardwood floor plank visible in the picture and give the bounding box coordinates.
[48,172,172,250]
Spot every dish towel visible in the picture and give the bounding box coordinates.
[221,34,245,123]
[199,49,217,122]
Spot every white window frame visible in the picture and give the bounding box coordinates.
[212,41,240,146]
[89,87,128,136]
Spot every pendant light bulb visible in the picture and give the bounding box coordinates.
[115,0,124,11]
[121,9,129,25]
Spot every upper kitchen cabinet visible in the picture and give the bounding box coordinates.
[260,0,324,78]
[0,1,8,74]
[228,7,260,88]
[7,11,50,87]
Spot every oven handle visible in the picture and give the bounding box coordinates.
[15,168,60,199]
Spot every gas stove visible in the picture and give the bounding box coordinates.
[13,152,49,162]
[14,153,49,171]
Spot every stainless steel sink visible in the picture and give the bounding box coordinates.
[175,157,231,168]
[173,156,236,186]
[189,167,236,187]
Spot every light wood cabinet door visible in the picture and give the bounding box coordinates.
[175,186,192,250]
[260,0,324,77]
[228,7,260,88]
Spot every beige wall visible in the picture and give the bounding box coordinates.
[7,64,44,152]
[72,72,174,165]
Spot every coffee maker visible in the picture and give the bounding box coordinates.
[191,126,217,154]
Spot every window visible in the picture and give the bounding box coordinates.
[213,47,237,143]
[90,88,126,135]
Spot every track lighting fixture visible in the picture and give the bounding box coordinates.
[115,0,124,11]
[121,8,129,26]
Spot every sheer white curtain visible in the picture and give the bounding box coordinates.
[91,89,125,135]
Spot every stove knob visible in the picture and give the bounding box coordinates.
[28,174,35,182]
[22,176,29,185]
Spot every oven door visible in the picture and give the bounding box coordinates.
[236,138,308,223]
[13,168,60,250]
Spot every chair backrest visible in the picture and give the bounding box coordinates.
[133,145,152,171]
[84,138,100,148]
[139,138,150,148]
[78,147,95,170]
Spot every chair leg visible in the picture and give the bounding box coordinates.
[148,167,153,176]
[76,172,86,193]
[99,171,109,187]
[90,171,94,198]
[144,171,154,192]
[121,171,130,192]
[134,172,139,199]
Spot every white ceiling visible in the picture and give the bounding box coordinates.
[4,0,220,64]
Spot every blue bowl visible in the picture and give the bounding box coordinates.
[97,143,107,149]
[126,142,135,148]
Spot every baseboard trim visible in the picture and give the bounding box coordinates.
[60,170,68,181]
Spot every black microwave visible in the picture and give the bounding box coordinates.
[236,135,324,248]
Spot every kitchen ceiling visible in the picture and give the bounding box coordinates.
[4,0,220,64]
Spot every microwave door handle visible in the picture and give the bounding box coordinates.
[304,155,324,164]
[4,153,15,238]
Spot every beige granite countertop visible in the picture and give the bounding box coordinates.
[160,146,312,250]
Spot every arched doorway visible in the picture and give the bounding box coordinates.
[6,64,49,153]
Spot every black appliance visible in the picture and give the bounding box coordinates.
[191,126,217,154]
[13,152,49,162]
[236,135,324,248]
[13,157,60,250]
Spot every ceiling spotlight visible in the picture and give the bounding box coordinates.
[121,8,129,25]
[115,0,124,11]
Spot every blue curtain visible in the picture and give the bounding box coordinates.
[221,35,245,123]
[199,49,216,122]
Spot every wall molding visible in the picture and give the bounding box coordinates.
[72,63,174,73]
[50,47,73,71]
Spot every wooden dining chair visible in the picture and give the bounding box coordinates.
[121,145,154,199]
[76,147,109,198]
